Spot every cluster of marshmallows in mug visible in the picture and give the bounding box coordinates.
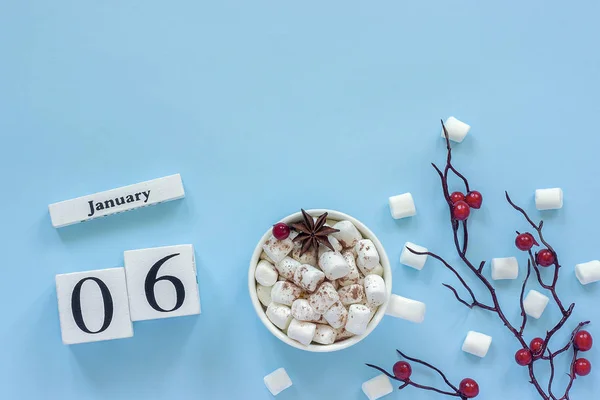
[255,219,387,346]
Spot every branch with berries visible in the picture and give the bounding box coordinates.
[367,120,592,399]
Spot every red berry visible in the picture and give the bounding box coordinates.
[392,361,412,381]
[536,249,555,267]
[515,348,533,366]
[453,201,471,221]
[465,191,483,209]
[515,233,538,251]
[574,358,592,376]
[272,223,291,240]
[530,337,545,357]
[574,330,593,351]
[450,192,465,204]
[459,378,479,398]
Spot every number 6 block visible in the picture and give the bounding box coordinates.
[55,268,134,345]
[124,244,201,321]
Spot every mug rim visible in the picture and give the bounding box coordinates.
[248,209,392,352]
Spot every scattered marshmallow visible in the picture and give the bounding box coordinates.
[266,303,293,330]
[275,257,300,281]
[535,188,563,211]
[331,279,339,290]
[291,242,318,267]
[257,284,273,307]
[364,275,386,306]
[287,318,316,345]
[345,304,372,335]
[442,116,471,143]
[255,260,279,287]
[385,294,426,323]
[293,264,325,293]
[338,251,361,286]
[400,242,428,270]
[264,368,292,396]
[362,374,393,400]
[331,220,363,248]
[319,251,351,280]
[271,281,303,306]
[260,251,274,264]
[523,290,550,319]
[575,260,600,285]
[338,284,365,305]
[323,300,348,329]
[491,257,519,280]
[356,239,380,271]
[291,299,321,322]
[313,324,337,345]
[462,331,492,358]
[262,235,294,263]
[388,193,416,220]
[309,282,340,313]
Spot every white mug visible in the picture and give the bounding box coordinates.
[248,209,400,352]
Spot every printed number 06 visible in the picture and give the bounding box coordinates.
[144,253,186,312]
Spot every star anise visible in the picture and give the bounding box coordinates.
[291,209,340,256]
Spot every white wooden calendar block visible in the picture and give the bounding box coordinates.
[124,244,200,321]
[48,174,185,228]
[55,268,133,345]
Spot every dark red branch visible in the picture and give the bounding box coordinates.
[369,120,591,400]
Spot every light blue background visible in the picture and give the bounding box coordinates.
[1,1,599,399]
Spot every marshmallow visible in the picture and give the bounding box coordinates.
[260,251,275,264]
[331,279,339,290]
[256,284,273,307]
[264,368,292,396]
[293,264,325,293]
[266,303,293,330]
[345,304,372,335]
[331,220,363,248]
[364,275,387,306]
[319,235,343,258]
[291,299,321,322]
[462,331,492,358]
[291,242,318,267]
[441,116,471,143]
[313,324,337,345]
[356,239,380,271]
[362,374,393,400]
[400,242,428,270]
[323,300,348,329]
[335,327,355,341]
[535,188,563,211]
[262,235,294,263]
[325,219,338,227]
[275,257,300,281]
[575,260,600,285]
[338,251,361,286]
[385,294,426,323]
[388,193,416,219]
[319,251,351,280]
[255,260,278,287]
[523,290,550,319]
[338,284,365,305]
[368,264,384,277]
[287,319,316,345]
[309,282,340,313]
[491,257,519,280]
[271,281,303,306]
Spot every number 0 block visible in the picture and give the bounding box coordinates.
[55,268,134,345]
[124,244,201,321]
